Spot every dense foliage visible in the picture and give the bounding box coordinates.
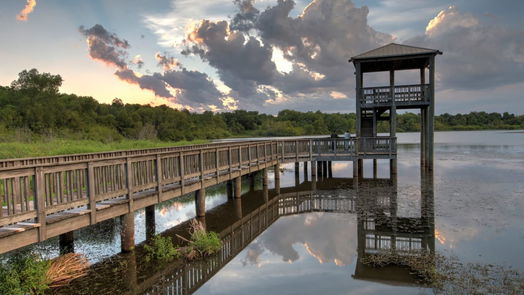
[1,69,523,144]
[0,254,50,295]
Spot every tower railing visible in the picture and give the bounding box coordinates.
[361,84,429,107]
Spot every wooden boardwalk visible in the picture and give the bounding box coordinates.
[0,137,396,254]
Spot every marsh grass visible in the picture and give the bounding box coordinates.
[144,235,181,262]
[0,139,208,159]
[361,250,524,294]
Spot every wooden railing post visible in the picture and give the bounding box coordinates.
[228,147,232,173]
[34,167,46,241]
[87,162,96,224]
[215,148,219,177]
[281,141,285,161]
[156,154,162,203]
[199,150,204,185]
[248,144,252,166]
[309,139,313,160]
[238,146,242,169]
[180,153,185,194]
[125,158,133,212]
[295,140,299,161]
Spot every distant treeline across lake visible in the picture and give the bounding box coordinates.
[1,69,523,143]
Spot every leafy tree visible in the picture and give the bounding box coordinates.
[11,69,63,96]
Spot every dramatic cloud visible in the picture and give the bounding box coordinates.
[182,0,393,109]
[79,24,130,69]
[16,0,36,21]
[79,24,228,110]
[408,6,524,90]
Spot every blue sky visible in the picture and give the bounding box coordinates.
[1,0,523,114]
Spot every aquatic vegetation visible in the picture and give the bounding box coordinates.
[361,250,524,294]
[0,252,89,294]
[177,219,223,259]
[144,235,181,262]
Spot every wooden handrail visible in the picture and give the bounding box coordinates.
[0,137,396,247]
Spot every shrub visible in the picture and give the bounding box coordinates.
[144,235,181,262]
[0,253,50,295]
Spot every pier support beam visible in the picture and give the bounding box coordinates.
[358,159,363,180]
[145,205,156,240]
[328,161,333,178]
[311,161,317,179]
[353,160,359,190]
[234,176,242,199]
[120,213,135,252]
[274,164,281,194]
[249,173,256,191]
[59,231,75,255]
[323,161,328,178]
[390,159,397,178]
[303,161,308,181]
[262,168,268,188]
[195,188,206,217]
[373,159,378,179]
[234,198,243,219]
[226,180,234,199]
[294,162,300,186]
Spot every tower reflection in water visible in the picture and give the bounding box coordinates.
[141,168,435,294]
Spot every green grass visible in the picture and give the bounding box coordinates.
[0,139,209,159]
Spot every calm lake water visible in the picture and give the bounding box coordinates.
[7,130,524,294]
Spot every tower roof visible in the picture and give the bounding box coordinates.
[350,43,442,62]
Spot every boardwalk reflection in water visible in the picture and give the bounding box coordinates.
[54,165,435,295]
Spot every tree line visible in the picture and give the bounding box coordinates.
[1,69,523,143]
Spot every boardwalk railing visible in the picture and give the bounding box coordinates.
[0,137,396,254]
[361,84,429,107]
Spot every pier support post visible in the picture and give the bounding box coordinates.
[353,160,359,190]
[124,251,137,291]
[274,164,281,194]
[262,168,268,188]
[373,159,378,179]
[304,161,309,181]
[311,161,316,179]
[195,188,206,217]
[390,159,397,178]
[323,161,328,178]
[249,173,256,191]
[226,180,234,199]
[59,231,75,255]
[328,161,333,178]
[145,205,156,241]
[358,159,363,179]
[120,213,135,252]
[235,198,243,219]
[234,176,242,199]
[196,216,207,232]
[295,162,300,185]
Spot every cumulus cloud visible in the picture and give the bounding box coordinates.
[408,6,524,90]
[79,24,130,69]
[182,0,393,110]
[16,0,36,21]
[80,24,228,110]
